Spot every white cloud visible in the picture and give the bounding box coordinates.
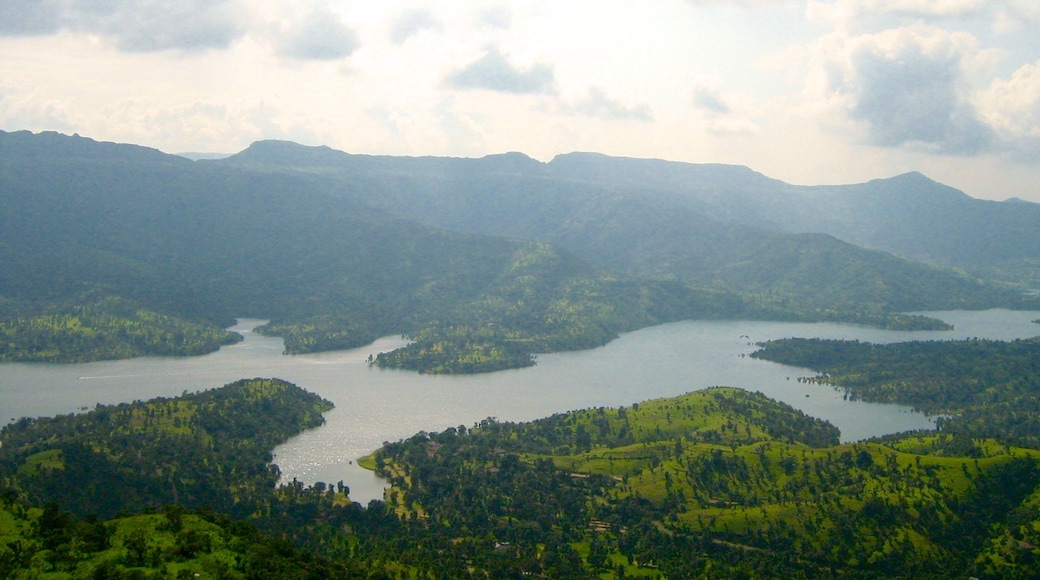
[684,0,796,7]
[810,25,994,154]
[688,79,760,136]
[476,6,513,29]
[359,93,491,158]
[444,47,555,95]
[976,60,1040,153]
[692,82,732,115]
[0,0,250,52]
[271,7,360,61]
[991,0,1040,32]
[808,0,986,24]
[808,0,1039,32]
[0,85,80,133]
[558,87,653,121]
[388,9,442,45]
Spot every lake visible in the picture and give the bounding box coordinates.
[1,309,1037,503]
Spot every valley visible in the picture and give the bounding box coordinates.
[2,130,1040,577]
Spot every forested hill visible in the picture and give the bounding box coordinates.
[529,151,1040,287]
[0,129,1032,370]
[6,381,1040,578]
[366,387,1040,578]
[220,139,1032,312]
[0,130,752,370]
[0,378,331,518]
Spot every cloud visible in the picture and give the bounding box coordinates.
[272,7,360,61]
[826,0,987,19]
[690,83,759,136]
[813,25,993,154]
[388,9,442,45]
[0,84,79,133]
[0,0,63,35]
[692,83,732,115]
[976,59,1040,155]
[477,6,513,29]
[0,0,249,52]
[808,0,986,26]
[808,0,1039,32]
[444,47,555,95]
[561,87,653,121]
[991,0,1040,32]
[684,0,795,7]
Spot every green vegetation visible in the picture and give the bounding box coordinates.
[752,337,1040,447]
[0,378,331,518]
[369,388,1040,578]
[225,140,1036,317]
[0,501,359,579]
[5,131,1040,577]
[0,131,758,372]
[1,130,1032,373]
[0,295,241,362]
[3,377,1040,577]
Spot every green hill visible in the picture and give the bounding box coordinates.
[3,373,1039,578]
[370,387,1040,578]
[0,130,749,371]
[0,378,330,518]
[0,497,364,579]
[2,129,1032,371]
[753,335,1040,448]
[221,139,1030,314]
[540,152,1040,288]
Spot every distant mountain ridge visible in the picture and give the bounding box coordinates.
[220,139,1034,308]
[0,129,1034,369]
[0,130,760,370]
[224,140,1040,288]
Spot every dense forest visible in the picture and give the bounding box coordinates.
[3,130,1040,577]
[223,140,1040,296]
[0,296,242,363]
[1,130,1034,372]
[369,389,1040,578]
[3,371,1040,578]
[752,335,1040,448]
[0,130,750,373]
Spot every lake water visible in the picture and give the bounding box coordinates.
[1,309,1037,503]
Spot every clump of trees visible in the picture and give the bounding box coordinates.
[753,336,1040,447]
[0,378,331,518]
[369,388,1040,578]
[0,295,241,362]
[3,377,1040,577]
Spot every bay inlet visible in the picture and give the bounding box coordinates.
[2,309,1037,504]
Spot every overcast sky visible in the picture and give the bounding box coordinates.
[1,0,1038,201]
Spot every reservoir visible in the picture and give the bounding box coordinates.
[1,309,1037,503]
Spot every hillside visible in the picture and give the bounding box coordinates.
[542,152,1040,287]
[0,378,331,518]
[3,129,1040,577]
[0,130,749,371]
[221,140,1030,312]
[753,335,1040,448]
[1,129,1033,371]
[2,367,1039,577]
[0,501,361,579]
[0,379,377,578]
[368,387,1040,578]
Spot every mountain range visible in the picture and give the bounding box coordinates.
[0,129,1035,370]
[220,140,1040,290]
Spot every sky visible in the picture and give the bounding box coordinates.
[1,0,1038,202]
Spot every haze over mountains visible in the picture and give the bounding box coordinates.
[1,129,1035,370]
[222,138,1040,298]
